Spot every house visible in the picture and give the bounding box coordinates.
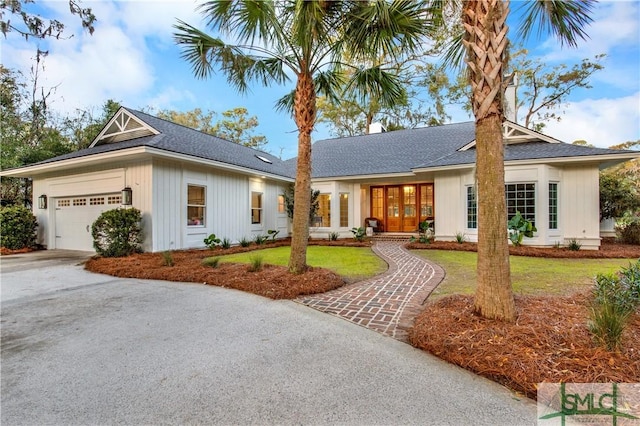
[2,107,637,252]
[1,107,294,252]
[303,121,638,249]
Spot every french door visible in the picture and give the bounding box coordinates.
[371,184,434,232]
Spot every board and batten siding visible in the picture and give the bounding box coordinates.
[434,171,466,241]
[31,160,152,250]
[560,165,601,249]
[152,160,290,251]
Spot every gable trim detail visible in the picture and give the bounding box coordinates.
[90,107,159,147]
[458,121,562,151]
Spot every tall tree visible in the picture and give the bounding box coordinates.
[440,0,596,321]
[508,49,605,131]
[156,107,268,149]
[174,0,429,273]
[1,0,95,40]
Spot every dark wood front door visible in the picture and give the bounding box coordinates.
[371,184,434,232]
[385,185,418,232]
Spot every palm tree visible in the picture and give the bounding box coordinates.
[174,1,429,274]
[443,0,595,321]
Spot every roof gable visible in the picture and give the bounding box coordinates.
[91,108,159,146]
[457,121,561,151]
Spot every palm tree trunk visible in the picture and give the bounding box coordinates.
[463,0,516,321]
[289,70,316,274]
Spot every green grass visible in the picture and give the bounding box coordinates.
[413,250,637,299]
[213,246,387,280]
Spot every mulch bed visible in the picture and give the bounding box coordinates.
[407,238,640,258]
[408,293,640,400]
[84,239,371,300]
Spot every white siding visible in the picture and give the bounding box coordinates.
[32,161,152,250]
[561,165,601,249]
[434,172,466,241]
[151,161,289,251]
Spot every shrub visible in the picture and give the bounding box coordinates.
[418,220,434,244]
[162,251,174,267]
[0,205,37,249]
[350,227,366,242]
[589,299,631,351]
[267,229,280,241]
[221,237,231,249]
[615,214,640,245]
[254,234,268,245]
[507,211,536,246]
[202,257,220,268]
[91,208,142,257]
[567,239,582,251]
[328,232,339,241]
[239,237,251,247]
[589,260,640,351]
[248,255,263,272]
[204,234,221,249]
[455,232,466,244]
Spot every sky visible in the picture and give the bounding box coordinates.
[2,0,639,158]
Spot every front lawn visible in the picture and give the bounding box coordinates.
[215,246,387,281]
[412,249,637,299]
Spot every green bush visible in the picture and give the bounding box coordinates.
[91,208,143,257]
[350,227,366,242]
[221,237,232,249]
[162,251,174,267]
[328,232,339,241]
[239,237,251,247]
[202,257,220,268]
[589,260,640,351]
[507,211,536,246]
[0,205,37,249]
[248,255,263,272]
[589,299,631,351]
[204,233,221,249]
[615,214,640,245]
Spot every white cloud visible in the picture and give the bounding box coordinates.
[541,92,640,147]
[539,1,639,60]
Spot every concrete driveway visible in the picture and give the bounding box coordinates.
[1,252,538,425]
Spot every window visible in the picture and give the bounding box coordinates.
[73,198,87,206]
[467,186,477,229]
[251,192,262,224]
[57,199,70,207]
[371,187,384,220]
[108,195,122,205]
[90,197,105,205]
[277,195,286,214]
[188,185,206,226]
[467,183,537,229]
[339,193,349,227]
[549,183,558,230]
[314,194,331,227]
[420,184,434,220]
[506,183,536,225]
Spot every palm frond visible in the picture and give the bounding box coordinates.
[517,0,596,48]
[345,0,430,62]
[345,66,406,109]
[197,0,276,45]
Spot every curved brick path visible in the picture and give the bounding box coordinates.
[297,241,445,342]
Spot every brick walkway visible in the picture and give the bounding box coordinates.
[297,241,445,342]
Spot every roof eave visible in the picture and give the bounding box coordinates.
[312,172,416,182]
[412,152,640,173]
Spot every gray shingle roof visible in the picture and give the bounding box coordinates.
[17,108,634,180]
[26,108,296,179]
[306,122,476,178]
[305,121,632,178]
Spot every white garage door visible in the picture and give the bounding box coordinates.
[54,194,122,251]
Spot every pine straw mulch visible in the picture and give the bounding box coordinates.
[84,239,371,300]
[407,237,640,258]
[408,293,640,400]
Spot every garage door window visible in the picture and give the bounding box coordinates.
[188,185,206,226]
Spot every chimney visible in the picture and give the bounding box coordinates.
[368,122,386,134]
[504,72,518,123]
